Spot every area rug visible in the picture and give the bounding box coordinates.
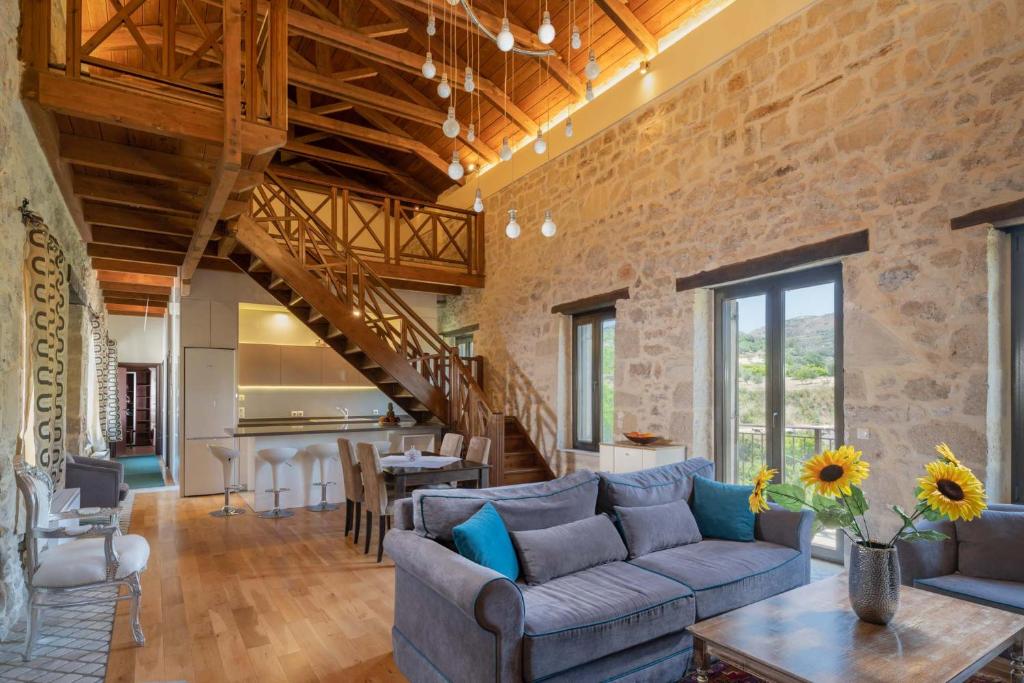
[682,661,1006,682]
[121,454,165,489]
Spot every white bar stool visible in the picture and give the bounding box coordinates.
[258,447,297,519]
[208,445,245,517]
[305,444,340,512]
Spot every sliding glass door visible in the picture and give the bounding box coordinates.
[716,264,843,559]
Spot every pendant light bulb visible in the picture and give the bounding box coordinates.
[584,49,601,80]
[540,209,556,237]
[442,106,460,138]
[505,208,521,239]
[533,132,546,155]
[570,26,582,50]
[426,15,436,36]
[448,150,464,181]
[585,80,595,101]
[473,189,485,213]
[446,0,458,5]
[421,52,436,79]
[565,117,574,138]
[537,11,556,44]
[464,66,475,93]
[496,18,515,52]
[499,136,513,161]
[437,73,451,99]
[467,123,476,142]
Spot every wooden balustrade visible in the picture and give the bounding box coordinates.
[267,168,485,280]
[249,171,505,481]
[30,0,287,129]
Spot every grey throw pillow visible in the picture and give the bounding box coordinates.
[614,499,702,559]
[956,510,1024,582]
[510,514,627,585]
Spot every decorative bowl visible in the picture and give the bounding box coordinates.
[623,432,661,445]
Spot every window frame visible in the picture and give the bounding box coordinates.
[572,307,616,452]
[1012,227,1024,503]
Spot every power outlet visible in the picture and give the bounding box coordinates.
[372,409,380,415]
[238,407,245,418]
[291,410,305,417]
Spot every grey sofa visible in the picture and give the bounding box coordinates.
[385,458,814,682]
[65,454,129,508]
[898,502,1024,614]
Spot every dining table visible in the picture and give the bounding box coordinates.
[381,452,490,499]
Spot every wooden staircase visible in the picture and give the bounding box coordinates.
[228,171,552,485]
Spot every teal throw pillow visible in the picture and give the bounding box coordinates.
[691,475,755,542]
[452,502,520,580]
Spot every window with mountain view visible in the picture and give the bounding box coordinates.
[715,264,843,560]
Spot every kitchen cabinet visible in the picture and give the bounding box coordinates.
[281,346,323,385]
[322,347,371,386]
[238,344,281,385]
[599,442,688,473]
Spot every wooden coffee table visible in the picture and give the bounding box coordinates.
[688,575,1024,683]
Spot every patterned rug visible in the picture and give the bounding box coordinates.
[682,661,1007,682]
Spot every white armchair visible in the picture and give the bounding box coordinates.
[15,463,149,661]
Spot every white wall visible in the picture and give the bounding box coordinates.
[108,314,167,363]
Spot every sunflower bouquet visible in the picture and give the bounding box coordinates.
[747,443,987,547]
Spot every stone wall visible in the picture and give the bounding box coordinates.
[441,0,1024,536]
[0,14,103,637]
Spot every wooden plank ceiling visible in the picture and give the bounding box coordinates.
[45,0,713,316]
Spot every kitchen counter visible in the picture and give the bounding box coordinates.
[226,421,424,437]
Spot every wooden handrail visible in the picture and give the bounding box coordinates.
[250,172,505,480]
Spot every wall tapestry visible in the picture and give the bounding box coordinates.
[19,202,68,485]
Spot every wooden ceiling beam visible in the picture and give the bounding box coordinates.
[96,270,176,287]
[290,66,443,126]
[91,258,179,277]
[88,243,211,265]
[286,9,538,136]
[104,295,170,306]
[331,67,378,82]
[84,202,196,236]
[330,137,435,200]
[106,303,167,317]
[101,282,174,297]
[593,0,658,58]
[358,22,408,38]
[74,175,204,215]
[91,225,197,253]
[289,107,454,181]
[283,140,396,175]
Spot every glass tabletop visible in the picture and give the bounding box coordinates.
[382,452,489,474]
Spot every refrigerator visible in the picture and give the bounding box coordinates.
[182,347,237,496]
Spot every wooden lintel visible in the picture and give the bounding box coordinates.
[675,230,870,292]
[950,197,1024,230]
[101,282,174,296]
[104,294,171,306]
[97,270,176,287]
[551,288,630,315]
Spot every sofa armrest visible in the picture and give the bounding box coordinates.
[385,529,524,681]
[896,519,957,586]
[394,498,414,530]
[756,505,814,554]
[65,461,123,508]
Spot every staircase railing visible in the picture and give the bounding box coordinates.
[249,171,506,483]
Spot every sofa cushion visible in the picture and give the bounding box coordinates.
[915,574,1024,614]
[34,534,150,588]
[597,458,714,514]
[452,502,520,580]
[521,561,695,681]
[615,499,702,559]
[412,470,599,542]
[511,514,626,585]
[956,509,1024,583]
[691,476,755,542]
[629,539,802,619]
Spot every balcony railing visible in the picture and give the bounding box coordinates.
[735,424,836,482]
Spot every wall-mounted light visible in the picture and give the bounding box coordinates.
[639,60,650,75]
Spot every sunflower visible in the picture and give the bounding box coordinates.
[917,460,986,521]
[748,466,778,514]
[935,443,967,469]
[800,446,870,498]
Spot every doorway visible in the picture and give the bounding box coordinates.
[715,264,844,560]
[116,363,162,458]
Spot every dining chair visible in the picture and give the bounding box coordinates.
[401,434,435,452]
[15,463,149,661]
[356,442,393,562]
[438,433,465,458]
[338,438,363,542]
[466,436,492,466]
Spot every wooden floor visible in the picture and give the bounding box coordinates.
[105,491,404,683]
